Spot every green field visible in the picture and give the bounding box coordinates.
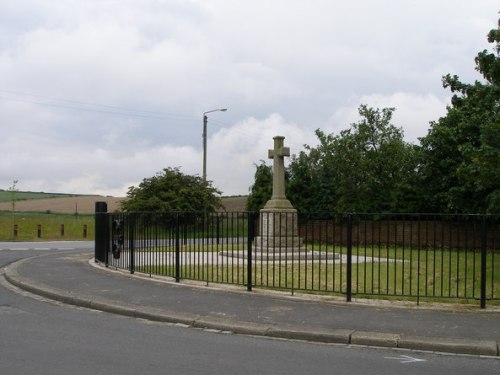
[0,211,94,240]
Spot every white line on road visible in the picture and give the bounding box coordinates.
[384,355,427,364]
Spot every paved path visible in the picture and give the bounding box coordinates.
[2,249,500,357]
[105,248,399,267]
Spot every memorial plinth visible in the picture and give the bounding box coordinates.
[253,209,303,251]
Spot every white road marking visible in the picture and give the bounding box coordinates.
[384,355,427,364]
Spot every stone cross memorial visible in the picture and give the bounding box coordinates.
[254,136,302,253]
[264,136,293,209]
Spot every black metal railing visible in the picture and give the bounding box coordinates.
[94,206,499,308]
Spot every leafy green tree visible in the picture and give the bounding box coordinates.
[120,167,222,212]
[287,146,330,212]
[246,161,273,211]
[331,106,407,212]
[418,17,500,213]
[287,106,416,213]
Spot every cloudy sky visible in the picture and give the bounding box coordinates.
[0,1,498,197]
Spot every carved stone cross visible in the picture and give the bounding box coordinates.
[264,136,293,209]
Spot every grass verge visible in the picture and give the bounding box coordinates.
[0,211,94,241]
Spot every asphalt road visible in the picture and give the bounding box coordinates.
[1,245,499,374]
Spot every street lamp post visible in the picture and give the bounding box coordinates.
[203,108,227,181]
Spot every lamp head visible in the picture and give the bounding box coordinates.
[203,108,228,115]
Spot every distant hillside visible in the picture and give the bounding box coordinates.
[219,196,248,212]
[0,195,124,214]
[0,194,248,214]
[0,190,82,202]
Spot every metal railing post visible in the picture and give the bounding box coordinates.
[94,201,108,264]
[247,212,255,291]
[480,215,487,309]
[175,212,181,282]
[346,213,353,302]
[129,214,135,274]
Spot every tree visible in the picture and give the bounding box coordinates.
[120,167,222,212]
[418,17,500,213]
[287,146,329,212]
[246,161,273,211]
[330,106,409,212]
[286,106,416,213]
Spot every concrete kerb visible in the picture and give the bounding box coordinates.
[2,255,500,357]
[266,326,353,344]
[351,331,400,348]
[192,317,273,336]
[397,336,499,357]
